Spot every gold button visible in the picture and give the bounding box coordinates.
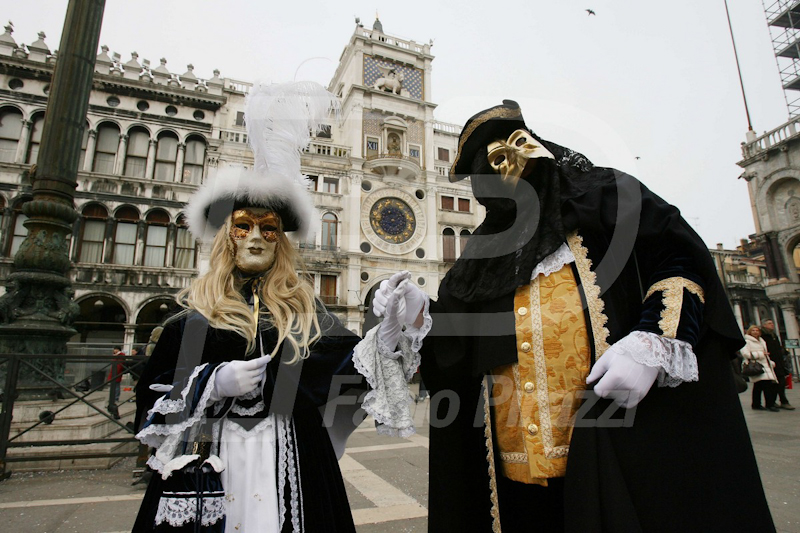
[520,341,531,352]
[527,423,539,436]
[518,307,528,316]
[524,381,535,393]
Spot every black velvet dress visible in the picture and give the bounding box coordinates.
[132,306,366,532]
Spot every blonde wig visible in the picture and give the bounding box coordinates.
[177,217,321,364]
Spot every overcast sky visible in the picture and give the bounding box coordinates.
[4,0,790,248]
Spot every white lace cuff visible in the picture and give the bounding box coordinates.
[400,296,432,353]
[531,242,575,280]
[623,331,699,388]
[136,364,223,470]
[353,325,420,438]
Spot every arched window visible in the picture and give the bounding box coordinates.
[0,107,23,163]
[154,132,178,181]
[143,209,170,267]
[25,113,45,164]
[183,136,206,184]
[8,200,29,257]
[93,122,120,174]
[460,229,471,255]
[321,212,338,250]
[113,206,139,265]
[174,215,196,269]
[443,228,456,263]
[79,204,108,263]
[124,127,150,178]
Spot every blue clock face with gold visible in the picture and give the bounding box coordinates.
[370,198,416,244]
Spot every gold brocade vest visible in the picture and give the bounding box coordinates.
[490,263,592,485]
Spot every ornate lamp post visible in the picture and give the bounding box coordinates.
[0,1,105,378]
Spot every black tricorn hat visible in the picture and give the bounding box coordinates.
[449,99,528,182]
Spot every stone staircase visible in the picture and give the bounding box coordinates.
[5,390,138,471]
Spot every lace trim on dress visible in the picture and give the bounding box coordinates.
[276,414,303,532]
[147,364,209,418]
[231,400,266,417]
[353,325,419,438]
[625,331,699,388]
[155,493,226,528]
[222,414,275,439]
[530,242,575,280]
[136,364,222,469]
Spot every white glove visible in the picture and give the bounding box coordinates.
[377,280,408,353]
[373,271,427,326]
[586,340,659,409]
[211,355,271,401]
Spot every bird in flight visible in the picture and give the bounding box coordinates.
[586,9,596,16]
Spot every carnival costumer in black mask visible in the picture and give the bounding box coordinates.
[374,100,776,532]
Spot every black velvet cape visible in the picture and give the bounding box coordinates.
[132,308,365,533]
[420,172,775,532]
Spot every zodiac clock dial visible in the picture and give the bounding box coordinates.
[369,198,416,244]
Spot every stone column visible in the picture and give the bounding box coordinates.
[83,129,97,171]
[173,142,185,183]
[0,207,12,256]
[134,220,146,266]
[145,138,156,180]
[732,301,744,333]
[14,119,32,164]
[114,133,128,175]
[165,223,176,268]
[771,305,783,338]
[0,0,106,396]
[779,301,800,342]
[103,217,115,263]
[123,324,136,354]
[70,216,83,262]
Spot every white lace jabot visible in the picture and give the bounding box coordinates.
[531,243,575,280]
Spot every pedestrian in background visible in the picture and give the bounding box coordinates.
[107,346,125,419]
[760,319,795,410]
[742,325,780,412]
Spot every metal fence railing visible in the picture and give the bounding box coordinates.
[0,352,148,480]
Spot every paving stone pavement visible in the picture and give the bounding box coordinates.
[0,385,797,532]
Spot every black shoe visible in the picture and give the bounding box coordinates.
[752,405,766,410]
[767,406,780,412]
[780,403,796,410]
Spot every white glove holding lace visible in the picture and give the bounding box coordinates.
[373,271,427,325]
[209,355,271,401]
[587,337,659,409]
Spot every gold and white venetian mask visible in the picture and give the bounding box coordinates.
[228,207,281,274]
[487,129,555,184]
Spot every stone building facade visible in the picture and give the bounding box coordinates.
[0,19,481,349]
[738,120,800,343]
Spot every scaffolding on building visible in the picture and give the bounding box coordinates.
[764,0,800,117]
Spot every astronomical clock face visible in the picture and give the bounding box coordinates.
[360,188,426,255]
[369,198,416,244]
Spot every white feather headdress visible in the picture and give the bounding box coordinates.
[186,81,339,241]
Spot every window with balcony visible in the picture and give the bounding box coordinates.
[93,123,120,174]
[154,132,178,181]
[124,127,149,178]
[316,124,332,139]
[458,198,470,212]
[437,147,450,162]
[174,215,196,269]
[320,274,337,305]
[143,209,170,267]
[183,136,206,184]
[321,212,338,250]
[79,204,108,264]
[323,178,339,194]
[235,111,245,127]
[443,228,456,263]
[25,113,45,164]
[0,107,23,163]
[441,195,454,211]
[113,206,139,265]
